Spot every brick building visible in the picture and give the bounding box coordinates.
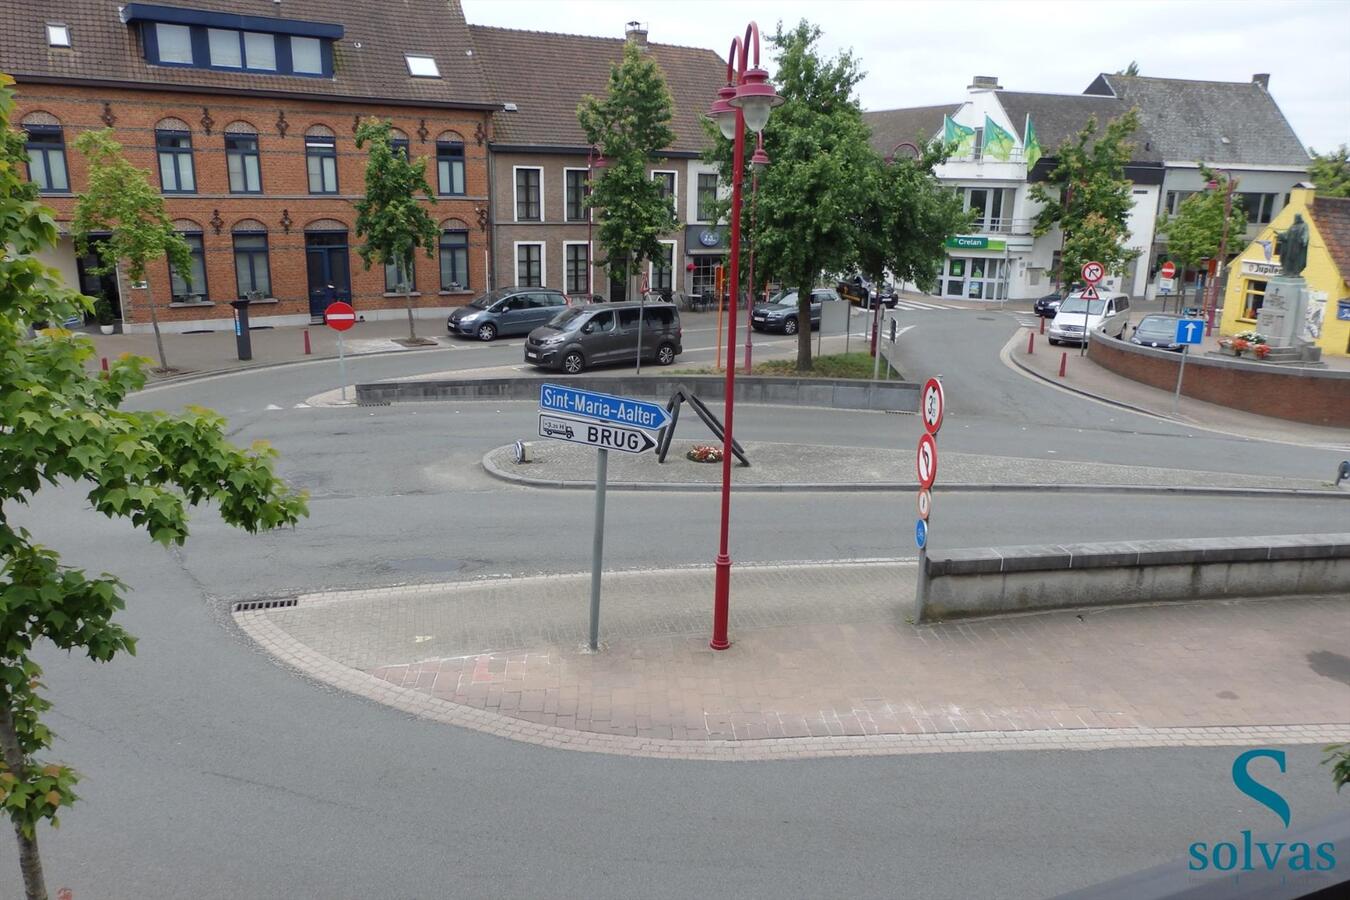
[470,23,727,302]
[3,0,500,332]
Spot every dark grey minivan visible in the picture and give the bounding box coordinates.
[447,286,569,341]
[524,301,682,373]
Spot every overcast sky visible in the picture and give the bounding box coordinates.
[462,0,1350,154]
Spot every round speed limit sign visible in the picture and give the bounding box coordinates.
[921,377,944,435]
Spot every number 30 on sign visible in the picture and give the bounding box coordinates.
[921,377,944,435]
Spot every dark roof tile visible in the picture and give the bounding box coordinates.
[862,104,957,155]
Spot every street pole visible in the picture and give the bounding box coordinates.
[1172,343,1189,414]
[707,22,781,651]
[338,331,347,401]
[588,448,608,651]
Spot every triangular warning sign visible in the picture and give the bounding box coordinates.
[1079,284,1099,300]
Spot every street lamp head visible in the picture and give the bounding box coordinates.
[751,134,770,172]
[728,67,782,134]
[708,84,738,140]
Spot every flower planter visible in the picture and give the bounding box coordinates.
[99,324,115,335]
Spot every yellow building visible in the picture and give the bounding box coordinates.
[1221,186,1350,357]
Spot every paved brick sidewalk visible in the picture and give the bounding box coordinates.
[235,563,1350,759]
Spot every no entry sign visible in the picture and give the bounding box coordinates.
[916,432,938,489]
[1160,261,1177,280]
[325,301,356,332]
[921,378,945,435]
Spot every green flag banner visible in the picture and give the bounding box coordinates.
[944,114,976,158]
[1024,115,1042,169]
[984,115,1015,161]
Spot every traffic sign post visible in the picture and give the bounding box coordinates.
[921,377,945,435]
[912,376,944,622]
[537,385,662,650]
[916,432,938,488]
[324,301,356,400]
[1160,261,1177,280]
[1077,279,1102,358]
[1172,318,1205,413]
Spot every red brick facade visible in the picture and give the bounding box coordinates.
[15,82,492,329]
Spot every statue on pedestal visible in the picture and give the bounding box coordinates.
[1275,214,1309,277]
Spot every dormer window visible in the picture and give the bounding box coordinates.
[405,55,440,78]
[125,4,340,77]
[46,24,71,47]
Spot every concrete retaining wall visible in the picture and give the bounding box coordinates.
[356,375,920,412]
[1088,331,1350,428]
[918,533,1350,622]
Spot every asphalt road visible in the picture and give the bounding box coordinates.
[5,308,1348,898]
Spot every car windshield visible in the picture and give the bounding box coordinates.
[467,287,515,310]
[546,307,587,329]
[1059,298,1107,315]
[1136,316,1177,334]
[772,293,799,306]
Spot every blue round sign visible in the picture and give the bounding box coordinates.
[915,518,928,550]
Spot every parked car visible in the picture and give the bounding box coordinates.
[1033,283,1085,317]
[1129,314,1184,351]
[1048,290,1131,345]
[448,286,569,341]
[750,288,839,334]
[524,301,682,374]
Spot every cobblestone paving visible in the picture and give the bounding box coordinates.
[238,564,1350,759]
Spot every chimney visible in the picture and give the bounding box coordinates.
[625,21,648,49]
[1252,73,1270,90]
[968,75,1001,91]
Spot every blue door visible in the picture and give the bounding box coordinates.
[305,231,351,318]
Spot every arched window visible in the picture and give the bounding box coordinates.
[435,131,465,196]
[21,112,68,193]
[170,220,208,302]
[439,218,470,291]
[224,122,261,194]
[231,221,271,299]
[389,127,411,160]
[155,118,195,194]
[305,125,338,193]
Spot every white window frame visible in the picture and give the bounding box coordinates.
[513,241,547,288]
[651,168,678,215]
[512,165,544,223]
[562,240,592,295]
[405,55,440,78]
[647,240,678,292]
[46,23,71,47]
[563,167,591,223]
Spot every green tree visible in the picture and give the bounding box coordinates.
[71,129,193,372]
[1325,743,1350,792]
[578,41,678,301]
[853,140,972,299]
[706,20,875,371]
[1308,144,1350,198]
[1030,109,1142,289]
[0,77,308,900]
[1117,61,1140,76]
[1155,166,1247,307]
[354,118,439,343]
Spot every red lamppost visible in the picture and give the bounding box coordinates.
[743,133,770,373]
[706,22,783,650]
[585,146,608,298]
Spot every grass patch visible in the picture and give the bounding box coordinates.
[673,352,890,380]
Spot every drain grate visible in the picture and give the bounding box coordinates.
[233,598,298,613]
[356,399,391,407]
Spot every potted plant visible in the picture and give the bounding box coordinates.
[1254,343,1271,360]
[1231,338,1249,355]
[1232,329,1267,358]
[93,296,116,334]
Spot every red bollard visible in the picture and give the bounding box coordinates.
[100,357,109,377]
[303,328,312,355]
[1039,315,1045,335]
[1026,331,1035,354]
[1058,351,1068,377]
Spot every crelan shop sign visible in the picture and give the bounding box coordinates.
[945,235,1007,251]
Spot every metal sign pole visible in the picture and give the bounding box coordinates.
[1173,344,1188,414]
[588,448,609,651]
[338,331,348,401]
[914,515,929,622]
[872,308,885,381]
[635,294,645,375]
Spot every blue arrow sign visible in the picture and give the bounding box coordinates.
[1175,318,1205,345]
[540,383,672,431]
[915,518,928,550]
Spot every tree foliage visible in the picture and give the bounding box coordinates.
[577,40,678,297]
[354,118,439,341]
[853,141,972,295]
[71,129,192,371]
[1308,145,1350,198]
[1155,166,1247,303]
[705,20,875,370]
[0,76,308,900]
[1030,109,1141,286]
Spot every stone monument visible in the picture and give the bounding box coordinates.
[1256,214,1314,355]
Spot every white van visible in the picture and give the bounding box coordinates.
[1048,291,1131,345]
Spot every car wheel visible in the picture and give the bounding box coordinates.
[656,342,676,366]
[783,317,799,335]
[562,351,585,374]
[1049,338,1059,346]
[476,322,497,342]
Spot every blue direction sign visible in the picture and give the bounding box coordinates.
[1175,318,1205,345]
[539,383,672,431]
[915,518,928,550]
